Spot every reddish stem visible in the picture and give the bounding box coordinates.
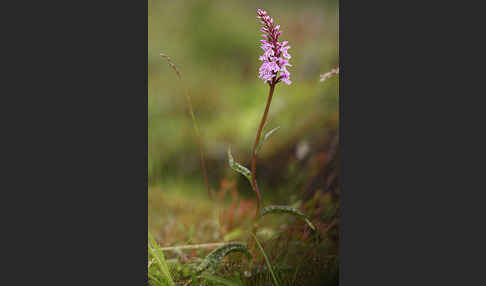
[250,83,276,213]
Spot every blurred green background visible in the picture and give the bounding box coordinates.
[149,0,338,203]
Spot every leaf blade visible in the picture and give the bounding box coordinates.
[148,232,175,286]
[260,205,315,231]
[227,147,253,187]
[196,242,252,274]
[256,126,280,153]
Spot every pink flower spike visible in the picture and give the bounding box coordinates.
[256,9,292,85]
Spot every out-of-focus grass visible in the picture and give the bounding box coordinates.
[148,179,286,246]
[148,183,220,245]
[149,0,338,185]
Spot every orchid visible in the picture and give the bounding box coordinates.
[257,9,292,85]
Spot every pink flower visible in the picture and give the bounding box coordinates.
[257,9,292,85]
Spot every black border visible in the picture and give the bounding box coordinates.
[8,0,149,284]
[6,0,474,284]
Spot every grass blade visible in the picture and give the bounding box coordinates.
[250,233,280,286]
[148,232,175,286]
[148,272,166,286]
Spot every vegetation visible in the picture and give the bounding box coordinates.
[149,1,339,285]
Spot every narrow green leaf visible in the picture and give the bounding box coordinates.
[148,272,166,286]
[256,126,280,153]
[148,232,175,286]
[196,242,252,274]
[250,233,280,286]
[227,147,252,187]
[259,205,316,231]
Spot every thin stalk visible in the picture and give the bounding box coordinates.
[161,53,211,199]
[248,83,276,264]
[185,91,212,199]
[250,83,276,213]
[250,233,280,286]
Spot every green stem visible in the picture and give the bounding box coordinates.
[250,233,280,286]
